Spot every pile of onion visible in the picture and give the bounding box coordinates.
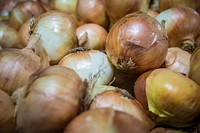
[106,11,168,74]
[13,65,85,133]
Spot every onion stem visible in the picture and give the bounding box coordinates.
[182,40,195,53]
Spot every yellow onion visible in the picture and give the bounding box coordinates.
[106,12,168,74]
[77,0,109,29]
[164,47,191,75]
[76,23,108,51]
[158,0,200,12]
[156,6,200,53]
[90,88,156,131]
[58,49,114,86]
[0,35,49,95]
[146,68,200,127]
[13,65,85,133]
[9,1,45,30]
[32,10,77,64]
[147,9,159,18]
[63,108,149,133]
[189,46,200,86]
[0,90,15,133]
[0,23,22,48]
[104,0,150,28]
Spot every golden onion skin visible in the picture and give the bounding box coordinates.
[146,68,200,127]
[106,12,168,74]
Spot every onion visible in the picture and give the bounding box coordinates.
[158,0,200,12]
[76,23,108,51]
[0,90,15,133]
[13,65,85,133]
[9,1,45,30]
[189,46,200,86]
[150,127,192,133]
[32,10,77,64]
[0,23,22,48]
[156,6,200,53]
[0,35,49,95]
[146,68,200,127]
[104,0,150,28]
[63,108,149,133]
[164,47,191,75]
[90,88,156,130]
[58,49,114,86]
[77,0,109,29]
[147,9,159,18]
[106,12,168,74]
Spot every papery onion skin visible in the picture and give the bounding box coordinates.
[76,23,108,51]
[146,68,200,127]
[32,10,77,64]
[58,49,114,86]
[77,0,109,29]
[156,6,200,52]
[64,108,149,133]
[189,46,200,86]
[9,1,45,30]
[164,47,191,75]
[0,90,15,133]
[0,23,22,48]
[106,12,168,74]
[90,90,156,131]
[0,48,42,95]
[158,0,200,12]
[14,65,85,133]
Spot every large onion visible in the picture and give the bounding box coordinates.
[106,12,168,74]
[0,90,15,133]
[63,108,149,133]
[32,10,77,64]
[13,65,85,133]
[156,6,200,53]
[146,68,200,127]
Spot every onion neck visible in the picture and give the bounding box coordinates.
[181,40,195,54]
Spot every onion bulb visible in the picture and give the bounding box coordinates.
[32,10,77,64]
[189,46,200,86]
[0,35,49,95]
[63,108,149,133]
[0,90,15,133]
[0,23,22,48]
[90,89,155,130]
[164,47,191,75]
[106,12,168,74]
[104,0,150,28]
[58,49,114,86]
[156,6,200,53]
[146,68,200,127]
[77,0,109,29]
[9,1,45,30]
[13,65,85,133]
[76,23,108,51]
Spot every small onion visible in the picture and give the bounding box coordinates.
[90,89,156,130]
[58,49,114,86]
[63,108,149,133]
[156,6,200,53]
[76,23,108,51]
[164,47,191,75]
[104,0,150,28]
[0,23,22,48]
[0,35,49,95]
[9,1,45,30]
[77,0,109,29]
[13,65,85,133]
[146,68,200,127]
[0,90,15,133]
[32,10,77,64]
[189,46,200,86]
[106,12,168,74]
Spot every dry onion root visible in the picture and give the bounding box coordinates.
[13,65,85,133]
